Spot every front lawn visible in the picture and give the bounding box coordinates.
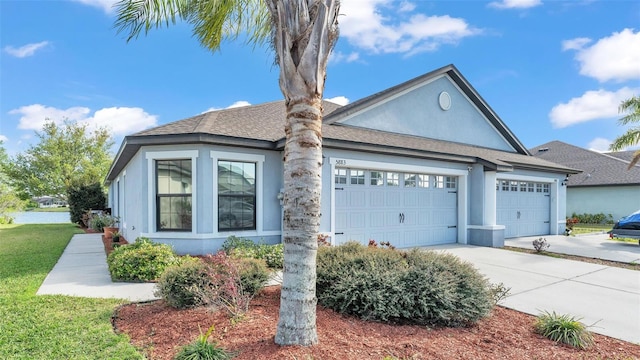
[0,224,143,360]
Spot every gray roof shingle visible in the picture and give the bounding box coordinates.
[530,140,640,187]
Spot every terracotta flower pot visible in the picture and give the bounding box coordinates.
[104,227,119,239]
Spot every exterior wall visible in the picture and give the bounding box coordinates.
[110,144,283,255]
[568,185,640,221]
[340,76,516,152]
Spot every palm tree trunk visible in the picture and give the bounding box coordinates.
[268,0,339,346]
[275,97,323,345]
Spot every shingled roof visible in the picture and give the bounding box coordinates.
[530,140,640,187]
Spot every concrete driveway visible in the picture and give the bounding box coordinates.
[428,244,640,344]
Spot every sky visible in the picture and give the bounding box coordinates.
[1,0,639,157]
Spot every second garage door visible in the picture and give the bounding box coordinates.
[334,168,458,248]
[497,180,551,238]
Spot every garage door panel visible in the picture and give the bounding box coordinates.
[497,180,550,238]
[335,168,458,247]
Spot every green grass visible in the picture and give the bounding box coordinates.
[0,224,144,360]
[26,207,70,213]
[572,224,638,243]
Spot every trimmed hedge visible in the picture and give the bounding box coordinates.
[316,242,493,327]
[67,182,106,225]
[107,237,187,282]
[155,260,212,309]
[222,236,284,269]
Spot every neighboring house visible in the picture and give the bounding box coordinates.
[530,140,640,221]
[33,196,67,208]
[105,64,577,255]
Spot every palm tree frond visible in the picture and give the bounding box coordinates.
[609,126,640,151]
[617,95,640,125]
[114,0,192,42]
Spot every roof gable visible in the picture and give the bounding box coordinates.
[530,141,640,186]
[324,64,528,154]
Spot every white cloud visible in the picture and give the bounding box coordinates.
[564,28,640,82]
[561,37,590,51]
[549,87,638,128]
[588,138,612,153]
[488,0,543,9]
[329,51,360,64]
[8,104,157,136]
[4,41,49,58]
[0,135,7,142]
[71,0,118,14]
[339,0,481,55]
[326,96,350,106]
[202,100,252,114]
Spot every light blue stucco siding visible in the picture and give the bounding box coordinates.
[339,76,515,152]
[568,185,640,222]
[108,144,284,255]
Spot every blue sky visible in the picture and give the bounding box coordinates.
[1,0,639,157]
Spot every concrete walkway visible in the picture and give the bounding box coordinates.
[506,233,640,264]
[37,233,157,301]
[429,244,640,344]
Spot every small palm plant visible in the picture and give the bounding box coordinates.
[534,311,594,349]
[174,325,234,360]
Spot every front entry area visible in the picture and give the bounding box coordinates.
[334,168,458,248]
[497,179,551,238]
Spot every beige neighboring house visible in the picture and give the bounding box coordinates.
[530,140,640,221]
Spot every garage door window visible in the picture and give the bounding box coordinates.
[446,176,457,189]
[386,172,399,186]
[335,169,347,184]
[434,176,444,188]
[418,175,430,188]
[404,174,417,188]
[350,170,365,185]
[371,171,384,186]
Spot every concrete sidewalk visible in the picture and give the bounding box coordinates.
[506,234,640,264]
[429,244,640,344]
[37,233,158,302]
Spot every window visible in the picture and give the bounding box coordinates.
[536,183,543,193]
[386,172,399,186]
[528,182,535,192]
[510,181,518,192]
[404,174,416,188]
[350,170,365,185]
[434,176,444,189]
[520,182,527,192]
[335,169,347,184]
[156,159,192,231]
[370,171,384,186]
[218,161,256,231]
[501,180,509,191]
[445,176,457,189]
[418,174,430,188]
[543,183,550,193]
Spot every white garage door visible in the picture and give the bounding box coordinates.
[497,180,550,238]
[334,168,457,248]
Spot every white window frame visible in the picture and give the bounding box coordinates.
[145,150,199,237]
[211,151,265,236]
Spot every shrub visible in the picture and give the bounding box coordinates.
[570,212,614,225]
[107,237,186,282]
[532,237,550,253]
[534,311,594,349]
[67,182,106,225]
[316,242,493,326]
[490,282,511,305]
[155,260,212,309]
[222,236,284,269]
[174,325,234,360]
[201,252,265,318]
[236,257,270,296]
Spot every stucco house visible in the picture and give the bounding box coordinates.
[105,64,577,255]
[531,140,640,221]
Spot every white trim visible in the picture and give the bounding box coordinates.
[210,151,265,235]
[329,157,468,176]
[496,173,555,183]
[468,225,505,230]
[142,230,282,240]
[146,150,199,235]
[329,161,337,245]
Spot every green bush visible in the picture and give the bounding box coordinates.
[174,325,234,360]
[222,236,284,269]
[107,237,186,282]
[535,311,594,349]
[155,260,212,309]
[236,257,270,296]
[67,182,106,225]
[316,242,493,327]
[570,212,614,225]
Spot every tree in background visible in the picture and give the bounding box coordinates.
[4,120,113,200]
[0,141,26,223]
[115,0,339,345]
[610,95,640,168]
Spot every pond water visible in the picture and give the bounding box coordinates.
[9,211,71,224]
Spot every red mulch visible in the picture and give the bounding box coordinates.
[113,286,640,360]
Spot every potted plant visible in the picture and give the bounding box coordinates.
[89,212,120,239]
[112,231,121,243]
